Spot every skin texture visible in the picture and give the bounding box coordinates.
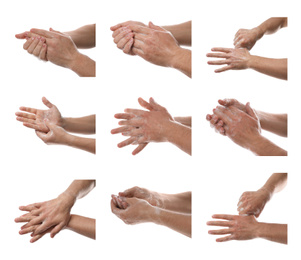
[207,47,287,80]
[15,25,95,77]
[237,173,287,217]
[16,97,96,154]
[206,99,287,156]
[111,97,191,155]
[207,214,287,244]
[15,180,95,242]
[234,17,287,50]
[110,21,191,77]
[111,187,191,237]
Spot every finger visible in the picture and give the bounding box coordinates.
[16,116,35,125]
[233,35,242,46]
[114,30,133,45]
[39,43,47,61]
[27,38,40,54]
[218,99,235,107]
[49,28,63,35]
[30,229,49,243]
[110,23,124,31]
[122,128,144,137]
[19,225,38,235]
[213,107,233,125]
[50,223,65,238]
[32,38,45,56]
[214,65,233,73]
[118,118,143,127]
[15,32,29,39]
[114,113,135,120]
[211,214,235,220]
[207,60,230,65]
[216,235,234,242]
[117,136,137,148]
[23,122,43,131]
[138,97,153,111]
[15,112,36,120]
[132,143,148,155]
[245,102,257,119]
[124,108,147,117]
[133,33,148,42]
[19,106,37,114]
[19,203,42,211]
[123,38,134,54]
[207,53,230,59]
[206,114,212,121]
[32,221,53,236]
[208,228,232,235]
[111,126,132,135]
[119,187,137,197]
[30,28,54,38]
[15,214,34,223]
[111,199,122,215]
[128,24,151,34]
[211,47,233,53]
[206,221,232,227]
[42,97,53,109]
[148,21,165,32]
[132,46,144,57]
[210,114,219,126]
[23,37,34,50]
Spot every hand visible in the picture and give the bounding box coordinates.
[119,186,164,208]
[207,47,251,72]
[35,119,70,145]
[206,99,247,135]
[28,28,80,69]
[237,188,271,217]
[112,97,174,144]
[129,21,181,67]
[212,102,261,150]
[15,192,75,242]
[16,97,63,133]
[234,28,261,50]
[207,214,259,242]
[110,21,147,55]
[15,31,48,61]
[111,197,154,225]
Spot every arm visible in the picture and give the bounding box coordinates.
[111,197,191,237]
[62,115,96,134]
[162,21,191,46]
[207,48,287,80]
[207,214,287,244]
[119,187,191,214]
[66,215,95,239]
[256,112,287,137]
[36,119,96,154]
[174,116,192,127]
[64,24,95,49]
[15,180,95,240]
[238,173,287,217]
[234,17,287,49]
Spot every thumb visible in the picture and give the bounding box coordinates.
[138,97,154,111]
[218,99,235,107]
[149,97,165,111]
[119,187,136,197]
[42,97,53,109]
[148,21,165,32]
[49,28,63,35]
[245,102,257,119]
[15,32,29,39]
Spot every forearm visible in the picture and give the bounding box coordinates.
[66,214,95,239]
[63,180,96,201]
[65,134,96,154]
[248,56,287,80]
[256,17,287,37]
[174,116,192,127]
[70,53,96,77]
[65,24,96,48]
[256,111,287,137]
[170,48,191,78]
[162,21,191,46]
[62,115,96,134]
[161,192,191,213]
[261,173,287,195]
[165,121,191,155]
[249,136,287,156]
[152,208,191,237]
[256,222,287,244]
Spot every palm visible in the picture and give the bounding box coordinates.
[35,107,61,131]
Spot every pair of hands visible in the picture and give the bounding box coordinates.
[207,187,271,242]
[206,27,260,72]
[16,28,80,69]
[206,99,261,150]
[15,192,75,243]
[111,97,174,155]
[16,97,70,145]
[110,21,181,68]
[111,187,163,225]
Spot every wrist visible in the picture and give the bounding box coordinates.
[161,119,177,143]
[253,26,264,41]
[59,117,67,129]
[58,192,76,210]
[169,47,188,69]
[245,133,264,154]
[68,51,83,72]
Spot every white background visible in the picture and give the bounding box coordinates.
[0,0,299,259]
